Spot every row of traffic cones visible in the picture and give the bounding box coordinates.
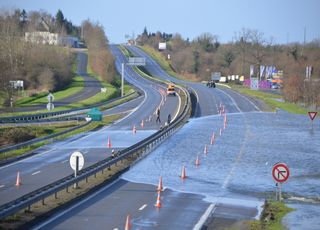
[125,176,163,229]
[125,103,229,229]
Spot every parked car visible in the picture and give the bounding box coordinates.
[271,83,281,89]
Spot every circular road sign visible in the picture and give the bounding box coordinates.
[47,93,54,102]
[70,151,84,171]
[272,163,290,183]
[47,102,54,111]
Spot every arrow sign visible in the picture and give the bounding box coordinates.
[272,163,290,183]
[308,112,317,121]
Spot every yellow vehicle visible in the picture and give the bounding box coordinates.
[167,84,176,96]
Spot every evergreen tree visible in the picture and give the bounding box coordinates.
[55,9,65,28]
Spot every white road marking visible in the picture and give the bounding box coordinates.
[61,160,69,163]
[193,203,216,230]
[229,89,261,111]
[0,148,55,171]
[216,88,242,113]
[216,83,231,88]
[138,204,147,211]
[0,185,5,188]
[32,171,41,176]
[32,179,121,229]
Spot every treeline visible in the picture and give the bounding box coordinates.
[82,20,115,84]
[138,28,320,108]
[0,9,75,107]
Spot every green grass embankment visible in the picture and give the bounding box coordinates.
[229,85,308,114]
[0,114,122,161]
[250,201,294,230]
[16,76,85,106]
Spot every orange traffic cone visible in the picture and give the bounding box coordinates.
[195,155,200,166]
[210,132,215,145]
[107,137,112,148]
[157,176,163,192]
[125,214,131,230]
[15,171,21,186]
[180,165,187,179]
[155,191,162,208]
[141,120,144,128]
[204,145,208,155]
[132,125,137,134]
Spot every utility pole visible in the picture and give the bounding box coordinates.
[121,63,125,97]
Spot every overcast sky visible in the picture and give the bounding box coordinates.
[1,0,319,44]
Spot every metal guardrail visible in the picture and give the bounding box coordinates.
[0,121,91,155]
[0,87,191,220]
[0,91,139,124]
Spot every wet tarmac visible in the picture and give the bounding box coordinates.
[122,111,320,229]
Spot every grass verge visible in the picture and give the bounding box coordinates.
[139,45,196,81]
[0,114,123,161]
[249,201,294,230]
[0,122,80,147]
[16,76,85,107]
[229,85,308,114]
[118,44,134,57]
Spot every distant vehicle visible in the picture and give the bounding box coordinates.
[206,80,216,88]
[271,83,281,89]
[167,84,176,96]
[211,72,221,83]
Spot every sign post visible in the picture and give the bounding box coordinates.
[70,151,84,189]
[47,93,55,111]
[272,163,290,201]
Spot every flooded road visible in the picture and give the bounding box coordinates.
[122,111,320,229]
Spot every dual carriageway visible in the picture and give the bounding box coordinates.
[0,45,275,229]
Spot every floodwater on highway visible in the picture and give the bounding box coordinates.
[122,111,320,229]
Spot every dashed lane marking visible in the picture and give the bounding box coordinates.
[0,185,5,188]
[139,204,147,211]
[32,171,41,176]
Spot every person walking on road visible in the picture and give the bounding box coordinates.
[156,107,161,123]
[167,113,171,124]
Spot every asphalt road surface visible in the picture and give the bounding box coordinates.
[32,180,211,230]
[0,46,180,206]
[29,46,268,230]
[126,45,262,116]
[29,46,320,230]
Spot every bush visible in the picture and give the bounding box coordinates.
[5,128,35,144]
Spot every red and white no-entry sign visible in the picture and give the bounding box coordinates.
[272,163,290,183]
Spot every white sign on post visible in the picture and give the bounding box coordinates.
[47,102,54,111]
[47,93,54,102]
[70,151,84,171]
